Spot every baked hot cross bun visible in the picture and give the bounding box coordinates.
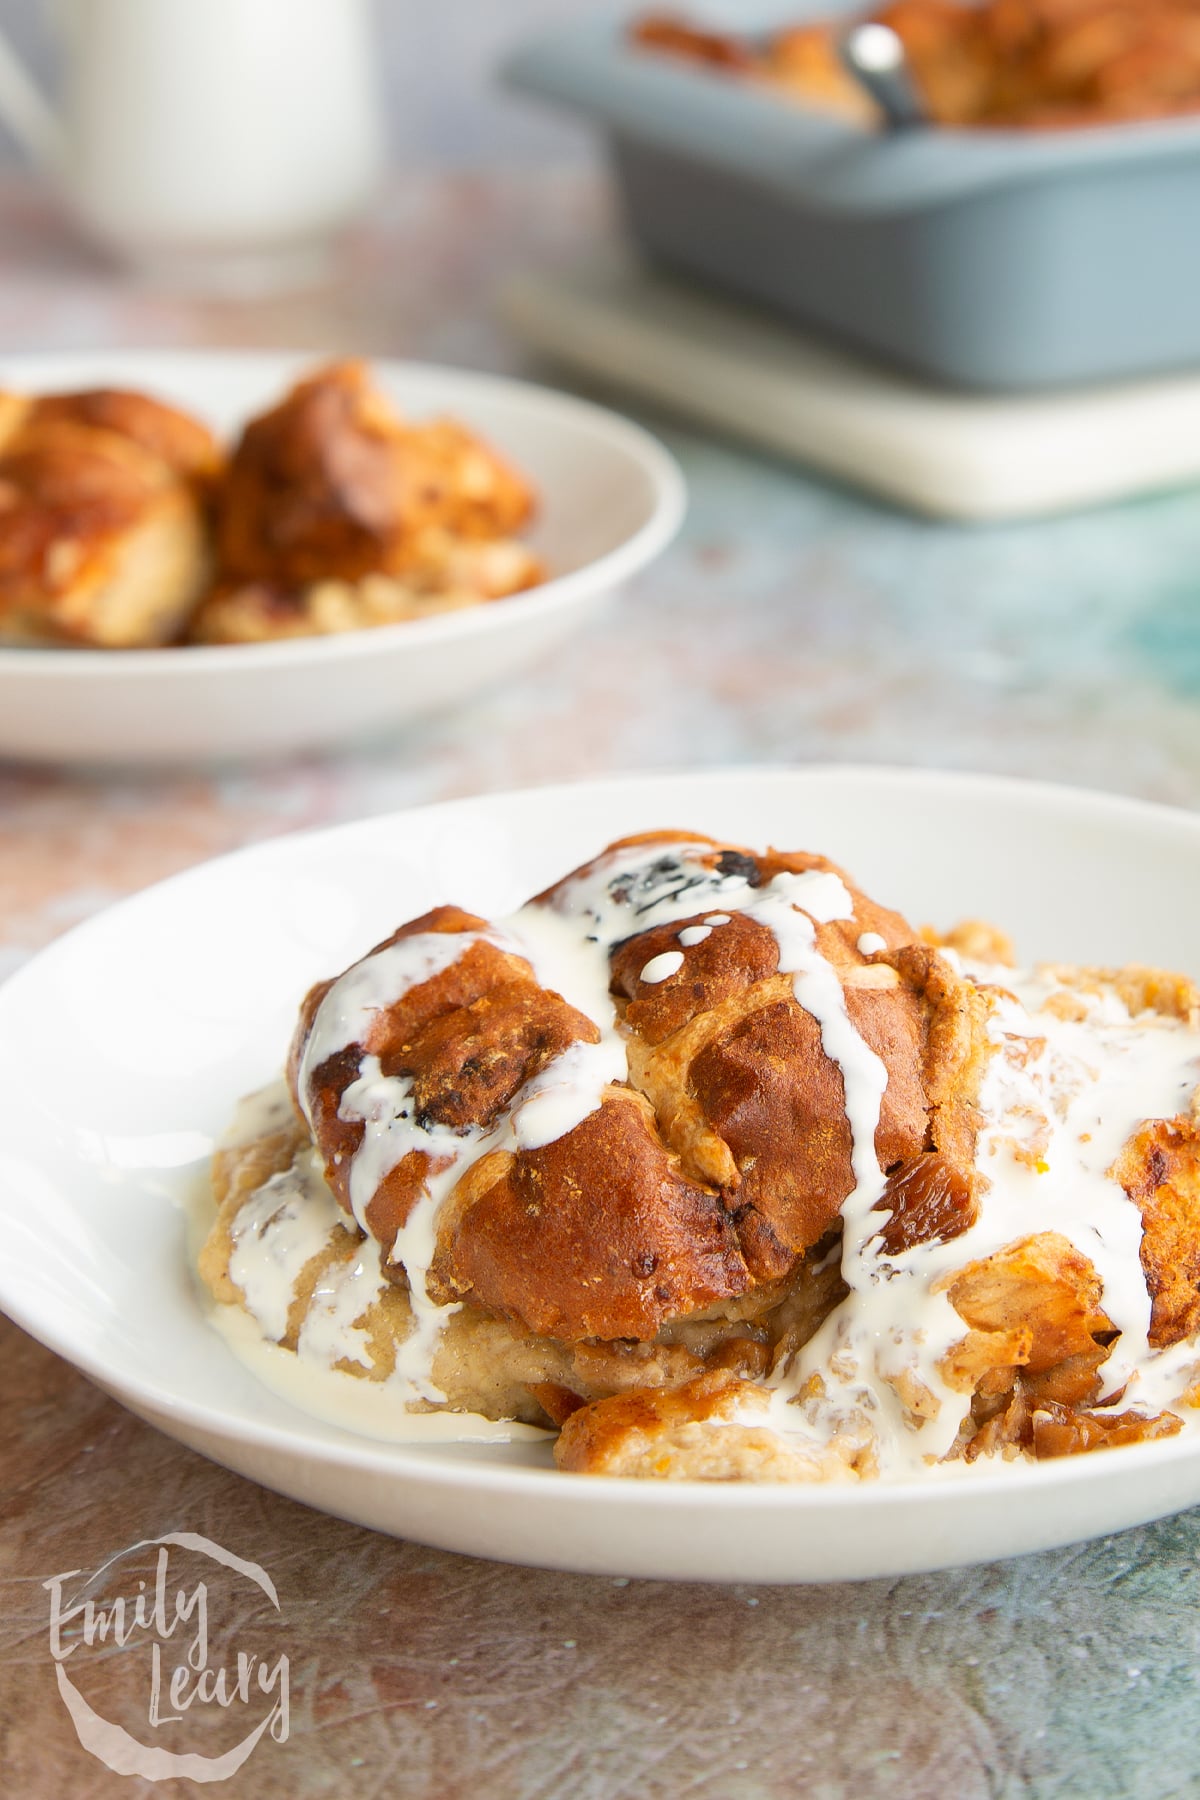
[0,386,220,647]
[190,360,542,643]
[287,832,990,1351]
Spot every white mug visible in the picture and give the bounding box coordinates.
[0,0,386,283]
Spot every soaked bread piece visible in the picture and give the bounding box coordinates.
[556,834,989,1282]
[1113,1117,1200,1347]
[940,1231,1114,1391]
[291,897,756,1343]
[214,360,536,589]
[197,360,541,644]
[0,389,219,647]
[555,1371,873,1481]
[188,535,541,644]
[201,1119,843,1425]
[0,360,542,648]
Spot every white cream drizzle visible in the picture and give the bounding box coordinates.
[640,950,685,983]
[210,841,1200,1475]
[296,1249,381,1371]
[294,910,626,1403]
[204,1084,549,1443]
[954,969,1200,1407]
[762,963,1200,1476]
[209,1306,551,1447]
[275,840,883,1417]
[227,1147,336,1345]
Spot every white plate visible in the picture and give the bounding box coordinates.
[3,765,1200,1584]
[0,351,684,765]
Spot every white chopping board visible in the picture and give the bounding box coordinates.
[502,252,1200,522]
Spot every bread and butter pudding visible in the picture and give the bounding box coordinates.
[634,3,1200,131]
[187,360,542,644]
[198,832,1200,1481]
[0,359,542,649]
[0,386,220,648]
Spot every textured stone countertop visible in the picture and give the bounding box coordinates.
[4,172,1200,1800]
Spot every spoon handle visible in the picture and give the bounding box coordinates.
[838,21,928,131]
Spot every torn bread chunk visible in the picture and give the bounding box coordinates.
[191,359,542,642]
[0,388,220,647]
[555,1372,873,1481]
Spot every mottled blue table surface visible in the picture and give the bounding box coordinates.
[2,170,1200,1799]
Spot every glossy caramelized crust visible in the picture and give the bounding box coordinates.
[290,900,753,1342]
[0,391,219,647]
[594,836,989,1283]
[214,359,537,589]
[432,1090,752,1341]
[289,833,991,1344]
[290,902,600,1249]
[26,389,222,487]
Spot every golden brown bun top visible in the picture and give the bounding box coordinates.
[290,835,989,1344]
[0,418,169,520]
[215,359,536,587]
[22,389,222,485]
[0,387,220,642]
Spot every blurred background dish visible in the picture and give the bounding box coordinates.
[0,350,684,763]
[505,8,1200,391]
[632,2,1200,131]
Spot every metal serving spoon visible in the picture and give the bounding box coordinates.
[838,20,929,130]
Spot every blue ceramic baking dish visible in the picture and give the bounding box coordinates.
[504,13,1200,392]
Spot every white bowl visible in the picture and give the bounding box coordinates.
[0,351,685,765]
[3,765,1200,1582]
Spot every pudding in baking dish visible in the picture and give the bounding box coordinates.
[198,832,1200,1481]
[633,3,1200,131]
